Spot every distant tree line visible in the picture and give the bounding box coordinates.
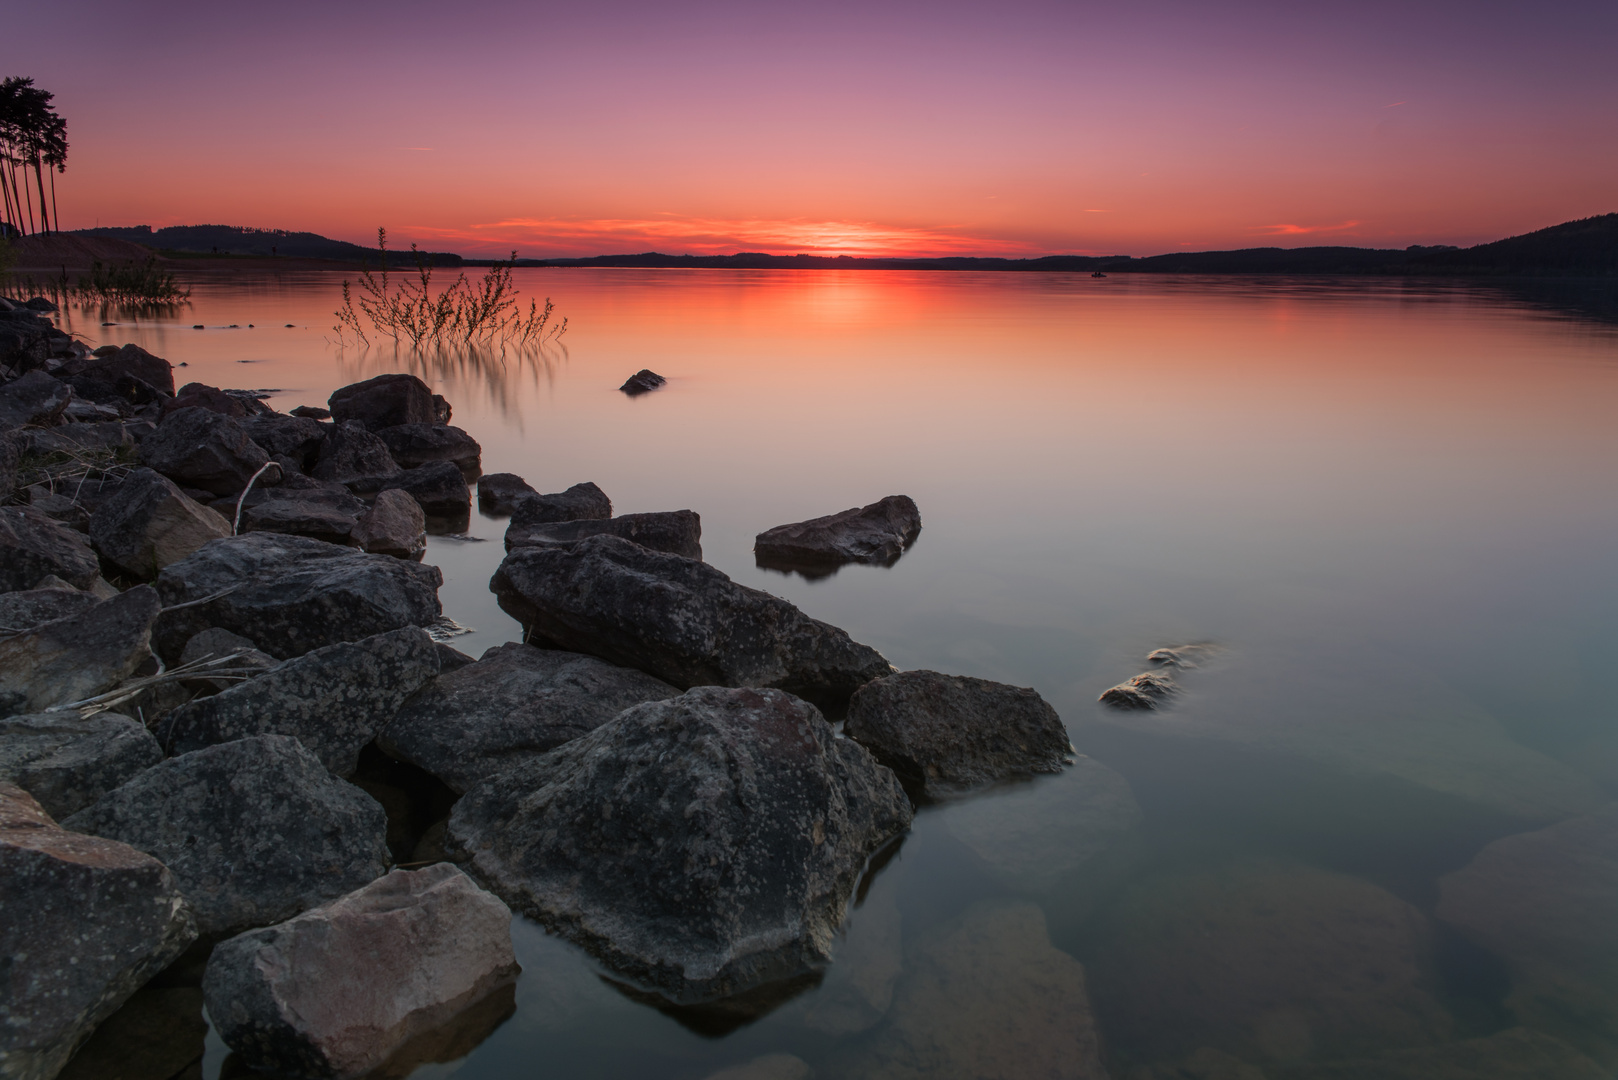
[0,76,68,237]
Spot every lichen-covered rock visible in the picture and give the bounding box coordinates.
[152,532,442,661]
[163,627,441,776]
[508,481,611,525]
[138,407,271,496]
[476,472,536,515]
[64,735,390,937]
[754,495,921,570]
[89,467,233,580]
[845,670,1073,797]
[0,783,196,1080]
[0,369,73,428]
[328,374,439,432]
[0,578,100,634]
[239,486,367,545]
[504,509,703,559]
[0,505,101,591]
[0,586,162,717]
[203,864,519,1080]
[376,423,482,469]
[379,643,679,792]
[491,535,893,712]
[448,686,912,1002]
[0,711,163,819]
[350,488,427,559]
[310,420,401,484]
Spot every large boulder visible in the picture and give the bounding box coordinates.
[0,578,100,634]
[0,711,163,818]
[59,343,176,397]
[448,686,913,1002]
[845,670,1074,797]
[509,481,612,524]
[139,407,271,496]
[754,495,921,570]
[1088,860,1454,1068]
[476,472,536,515]
[310,420,401,484]
[379,642,680,793]
[167,382,248,417]
[367,460,471,518]
[243,413,327,470]
[377,423,482,469]
[1436,803,1618,1066]
[88,466,233,580]
[239,485,367,545]
[0,586,162,716]
[328,373,438,432]
[152,532,442,661]
[505,509,702,558]
[203,865,519,1079]
[0,369,73,428]
[491,535,893,712]
[0,505,101,591]
[64,735,390,937]
[0,784,196,1080]
[163,627,441,776]
[349,488,426,559]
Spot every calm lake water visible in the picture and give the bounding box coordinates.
[57,270,1618,1078]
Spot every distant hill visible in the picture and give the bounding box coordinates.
[9,233,167,271]
[1406,214,1618,275]
[71,225,463,267]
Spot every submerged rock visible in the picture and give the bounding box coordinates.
[754,495,921,570]
[0,369,73,428]
[89,467,233,580]
[204,864,519,1080]
[377,422,482,469]
[620,369,667,395]
[163,627,440,775]
[1279,1027,1609,1080]
[350,487,427,559]
[1098,669,1179,709]
[329,373,439,431]
[845,669,1073,797]
[380,642,680,793]
[508,480,612,524]
[504,509,703,559]
[802,881,903,1036]
[64,734,390,937]
[138,407,272,496]
[491,535,893,711]
[0,505,102,591]
[0,585,162,716]
[0,783,196,1080]
[1436,803,1618,1066]
[153,532,442,661]
[476,472,537,515]
[448,686,912,1002]
[0,711,163,819]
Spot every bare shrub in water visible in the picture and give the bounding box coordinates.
[334,228,567,349]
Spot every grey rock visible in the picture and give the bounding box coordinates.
[23,297,57,312]
[0,505,101,590]
[89,466,233,580]
[21,420,135,456]
[505,509,703,559]
[0,369,73,428]
[64,734,390,937]
[380,642,680,792]
[243,414,327,470]
[509,481,612,525]
[0,711,163,819]
[59,344,176,397]
[0,579,100,635]
[289,405,331,420]
[179,626,264,665]
[178,627,280,693]
[846,669,1073,797]
[492,535,894,712]
[168,382,248,417]
[1147,642,1224,669]
[203,864,519,1080]
[377,423,482,468]
[367,459,471,518]
[0,586,162,717]
[311,419,401,484]
[431,393,451,424]
[0,784,196,1080]
[153,532,443,661]
[59,400,124,423]
[0,429,18,500]
[139,407,272,496]
[20,489,90,533]
[1099,669,1179,709]
[755,495,921,569]
[0,316,50,377]
[240,486,366,544]
[350,487,427,559]
[620,369,667,395]
[163,627,441,776]
[328,373,439,432]
[448,686,912,1002]
[476,472,536,515]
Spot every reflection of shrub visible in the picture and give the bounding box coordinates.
[334,228,566,349]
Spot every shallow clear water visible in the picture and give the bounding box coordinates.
[57,270,1618,1078]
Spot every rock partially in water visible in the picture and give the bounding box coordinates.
[0,711,163,819]
[494,535,893,711]
[163,627,440,775]
[0,783,196,1080]
[1277,1027,1609,1080]
[0,505,102,591]
[476,472,537,515]
[1088,859,1453,1067]
[1436,802,1618,1066]
[0,585,162,716]
[153,532,442,661]
[754,495,921,571]
[380,642,680,793]
[505,509,703,559]
[0,369,73,428]
[203,864,519,1080]
[448,686,912,1002]
[329,373,440,432]
[1098,669,1179,709]
[350,488,427,559]
[89,467,233,580]
[139,407,272,496]
[1147,642,1224,669]
[943,756,1142,897]
[367,460,471,518]
[311,420,401,484]
[289,404,331,420]
[845,669,1073,797]
[0,578,100,634]
[168,381,249,417]
[377,422,482,469]
[509,480,612,525]
[64,734,390,937]
[834,901,1107,1080]
[620,369,667,395]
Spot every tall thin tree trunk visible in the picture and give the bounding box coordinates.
[4,158,23,235]
[49,167,59,234]
[0,159,15,232]
[16,159,33,235]
[32,158,48,233]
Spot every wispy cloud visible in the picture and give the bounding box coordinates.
[1253,220,1362,237]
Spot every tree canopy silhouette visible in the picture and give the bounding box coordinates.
[0,77,69,237]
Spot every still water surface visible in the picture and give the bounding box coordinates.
[63,270,1618,1078]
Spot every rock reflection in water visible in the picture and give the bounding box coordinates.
[336,339,567,424]
[603,970,825,1038]
[58,986,206,1080]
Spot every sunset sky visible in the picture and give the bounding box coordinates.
[18,0,1618,258]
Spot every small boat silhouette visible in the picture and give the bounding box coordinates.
[1091,271,1107,278]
